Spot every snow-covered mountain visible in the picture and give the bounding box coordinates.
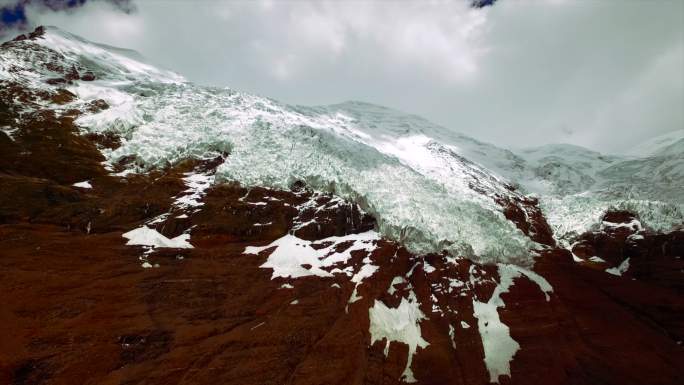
[1,26,682,257]
[511,139,683,242]
[2,26,683,385]
[628,129,684,158]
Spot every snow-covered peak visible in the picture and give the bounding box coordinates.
[35,26,184,84]
[627,129,684,158]
[519,143,621,164]
[310,101,527,170]
[1,26,184,85]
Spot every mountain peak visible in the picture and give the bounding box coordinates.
[628,129,684,157]
[2,25,184,85]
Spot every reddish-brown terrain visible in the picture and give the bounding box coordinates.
[1,27,683,385]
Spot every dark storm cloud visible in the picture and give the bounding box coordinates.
[0,0,133,33]
[471,0,497,8]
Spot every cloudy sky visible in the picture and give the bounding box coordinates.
[1,0,682,154]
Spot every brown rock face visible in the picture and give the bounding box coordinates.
[80,71,96,81]
[1,30,683,385]
[497,194,556,247]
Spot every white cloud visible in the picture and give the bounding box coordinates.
[17,0,684,153]
[23,1,143,41]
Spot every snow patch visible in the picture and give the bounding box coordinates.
[250,322,265,330]
[423,260,436,274]
[122,226,193,249]
[602,218,643,232]
[388,276,406,295]
[244,231,379,279]
[172,172,215,211]
[606,258,630,276]
[473,264,553,383]
[347,262,379,305]
[369,291,429,383]
[72,180,92,189]
[448,324,457,349]
[1,126,19,141]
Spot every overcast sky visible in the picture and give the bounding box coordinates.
[4,0,683,153]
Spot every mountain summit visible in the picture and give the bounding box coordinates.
[1,27,682,385]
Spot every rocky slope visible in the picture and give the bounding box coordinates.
[1,27,683,385]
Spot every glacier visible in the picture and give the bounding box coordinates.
[2,26,682,262]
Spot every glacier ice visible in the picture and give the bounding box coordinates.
[2,26,682,263]
[540,195,683,246]
[24,28,536,262]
